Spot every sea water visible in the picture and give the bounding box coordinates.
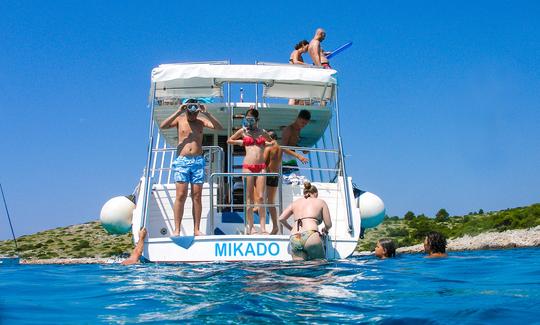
[1,248,539,324]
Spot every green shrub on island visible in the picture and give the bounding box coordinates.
[358,203,540,252]
[1,204,538,259]
[0,221,133,259]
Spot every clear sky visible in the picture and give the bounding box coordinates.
[1,1,539,239]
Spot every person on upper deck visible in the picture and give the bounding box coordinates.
[160,99,223,236]
[228,107,273,235]
[279,181,332,260]
[281,110,311,173]
[308,28,332,69]
[264,130,308,234]
[289,40,309,65]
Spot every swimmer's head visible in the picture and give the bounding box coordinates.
[303,181,318,198]
[424,232,447,254]
[375,239,396,258]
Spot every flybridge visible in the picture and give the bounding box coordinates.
[150,62,337,101]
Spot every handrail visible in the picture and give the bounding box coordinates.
[141,89,157,228]
[338,136,354,235]
[149,146,224,185]
[208,172,281,234]
[280,146,339,154]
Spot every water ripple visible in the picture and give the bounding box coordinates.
[1,248,540,323]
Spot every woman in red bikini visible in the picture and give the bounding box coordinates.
[228,107,273,235]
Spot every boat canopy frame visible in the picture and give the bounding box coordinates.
[140,61,354,234]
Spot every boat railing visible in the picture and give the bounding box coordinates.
[279,146,341,182]
[256,61,327,69]
[208,172,282,234]
[149,146,225,185]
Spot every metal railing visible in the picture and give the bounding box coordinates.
[208,172,282,234]
[149,146,224,185]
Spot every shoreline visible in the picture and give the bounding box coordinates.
[395,225,540,254]
[16,226,540,264]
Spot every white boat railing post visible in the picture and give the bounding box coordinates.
[209,172,280,235]
[227,82,233,212]
[141,84,157,228]
[334,87,354,234]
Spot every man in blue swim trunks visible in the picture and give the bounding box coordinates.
[160,99,223,236]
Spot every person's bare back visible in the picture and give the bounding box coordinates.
[289,198,328,233]
[281,124,300,147]
[264,142,282,173]
[279,182,332,260]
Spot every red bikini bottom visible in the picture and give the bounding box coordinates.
[242,163,266,173]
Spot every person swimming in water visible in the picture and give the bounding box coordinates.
[424,231,448,258]
[279,181,332,260]
[228,107,273,235]
[121,228,147,265]
[374,238,396,259]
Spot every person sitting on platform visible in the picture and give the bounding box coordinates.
[279,182,332,260]
[160,99,223,236]
[228,107,273,235]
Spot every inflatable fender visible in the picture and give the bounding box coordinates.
[356,191,385,229]
[100,196,135,234]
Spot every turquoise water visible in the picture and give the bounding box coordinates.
[1,248,539,324]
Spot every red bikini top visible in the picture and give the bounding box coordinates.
[243,135,266,146]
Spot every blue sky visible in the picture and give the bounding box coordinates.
[1,1,539,239]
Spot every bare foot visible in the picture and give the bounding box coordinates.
[270,227,279,235]
[173,230,180,236]
[247,228,257,235]
[259,231,270,235]
[194,230,205,236]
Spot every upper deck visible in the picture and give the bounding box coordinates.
[149,62,338,147]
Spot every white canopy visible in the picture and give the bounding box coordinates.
[150,63,337,100]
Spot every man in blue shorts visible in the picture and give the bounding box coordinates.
[160,99,223,236]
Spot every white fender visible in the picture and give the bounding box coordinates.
[357,192,385,229]
[100,196,135,234]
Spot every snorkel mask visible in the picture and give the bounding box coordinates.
[187,104,199,113]
[184,98,199,113]
[243,117,256,130]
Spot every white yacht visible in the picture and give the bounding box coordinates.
[126,61,384,262]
